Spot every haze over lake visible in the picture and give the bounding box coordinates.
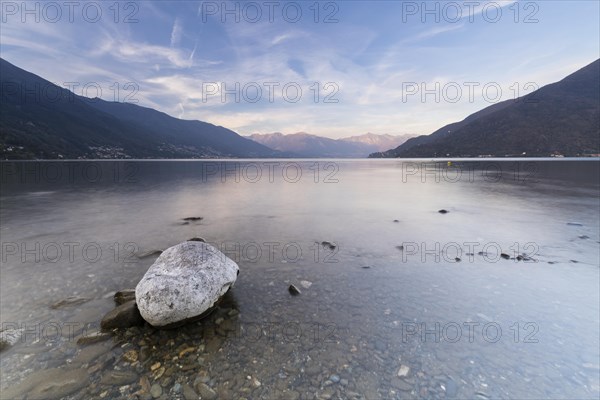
[1,159,598,399]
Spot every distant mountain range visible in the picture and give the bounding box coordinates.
[246,132,413,158]
[0,58,279,159]
[371,59,600,158]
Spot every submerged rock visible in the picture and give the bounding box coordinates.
[1,367,89,400]
[0,328,23,351]
[321,241,336,250]
[299,280,313,289]
[50,296,91,309]
[100,370,138,385]
[76,330,112,345]
[438,209,449,214]
[500,253,511,260]
[288,284,301,295]
[397,365,410,377]
[183,216,203,221]
[100,300,145,330]
[137,250,163,259]
[114,289,136,305]
[135,242,239,327]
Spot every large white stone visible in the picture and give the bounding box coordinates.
[135,241,238,327]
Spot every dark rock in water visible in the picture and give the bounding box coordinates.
[466,252,474,256]
[362,265,371,269]
[438,209,449,214]
[396,245,404,251]
[137,249,163,259]
[579,235,590,239]
[101,300,145,331]
[548,261,558,264]
[114,289,136,305]
[393,220,400,223]
[477,251,487,256]
[516,254,534,262]
[500,253,510,260]
[288,284,301,295]
[567,222,584,226]
[76,331,112,346]
[188,237,206,242]
[570,260,579,263]
[321,241,336,250]
[183,217,203,221]
[50,296,91,309]
[455,257,461,262]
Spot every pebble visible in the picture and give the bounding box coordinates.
[195,383,217,400]
[178,347,195,358]
[100,370,138,386]
[154,366,166,379]
[182,384,198,400]
[150,362,161,371]
[150,383,163,398]
[123,350,138,363]
[76,331,112,346]
[391,377,412,391]
[397,365,410,377]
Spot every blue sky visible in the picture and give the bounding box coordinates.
[1,0,599,138]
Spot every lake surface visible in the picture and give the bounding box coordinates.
[1,159,599,400]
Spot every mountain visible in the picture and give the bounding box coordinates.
[0,58,279,159]
[339,133,413,152]
[371,59,600,158]
[247,132,413,158]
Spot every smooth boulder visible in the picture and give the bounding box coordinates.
[135,241,239,327]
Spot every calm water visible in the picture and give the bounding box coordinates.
[1,159,599,400]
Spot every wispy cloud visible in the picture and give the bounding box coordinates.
[170,18,183,47]
[408,23,465,42]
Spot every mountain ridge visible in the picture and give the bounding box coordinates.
[0,57,280,159]
[246,132,414,158]
[371,59,600,158]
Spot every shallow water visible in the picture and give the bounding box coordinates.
[1,159,599,399]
